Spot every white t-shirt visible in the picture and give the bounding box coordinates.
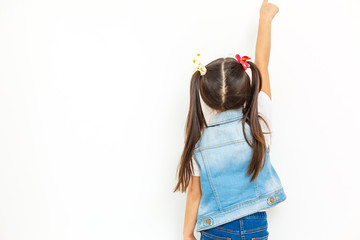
[192,91,273,176]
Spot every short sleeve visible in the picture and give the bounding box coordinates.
[258,91,273,149]
[192,156,201,176]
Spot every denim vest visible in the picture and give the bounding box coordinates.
[193,109,286,232]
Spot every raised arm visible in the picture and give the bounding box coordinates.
[255,0,279,100]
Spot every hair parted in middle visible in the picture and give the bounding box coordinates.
[174,56,271,193]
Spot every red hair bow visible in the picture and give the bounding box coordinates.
[235,54,251,70]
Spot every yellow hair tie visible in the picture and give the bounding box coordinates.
[193,53,207,75]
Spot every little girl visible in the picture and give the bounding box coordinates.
[174,1,284,240]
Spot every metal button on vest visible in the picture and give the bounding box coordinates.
[270,197,275,203]
[205,219,211,225]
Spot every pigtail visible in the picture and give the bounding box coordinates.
[241,61,269,182]
[173,71,206,193]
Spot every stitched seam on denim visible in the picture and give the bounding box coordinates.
[240,219,245,240]
[195,139,246,152]
[255,178,259,198]
[208,113,243,126]
[251,233,269,240]
[244,225,268,234]
[198,188,284,220]
[201,150,222,210]
[202,231,229,240]
[212,227,240,235]
[208,118,242,127]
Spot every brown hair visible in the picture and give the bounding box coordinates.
[173,57,270,193]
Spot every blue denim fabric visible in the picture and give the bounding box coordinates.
[193,109,286,232]
[200,211,269,240]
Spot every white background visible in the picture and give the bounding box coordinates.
[1,0,360,239]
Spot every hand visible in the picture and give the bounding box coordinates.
[183,234,197,240]
[260,0,279,22]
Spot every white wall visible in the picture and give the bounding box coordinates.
[0,0,359,239]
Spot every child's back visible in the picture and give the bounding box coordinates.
[175,1,283,239]
[192,101,286,232]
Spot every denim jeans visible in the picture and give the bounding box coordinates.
[200,211,269,240]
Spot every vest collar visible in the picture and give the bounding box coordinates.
[207,108,244,127]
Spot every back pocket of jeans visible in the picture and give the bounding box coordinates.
[201,231,231,240]
[251,233,269,240]
[243,218,268,234]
